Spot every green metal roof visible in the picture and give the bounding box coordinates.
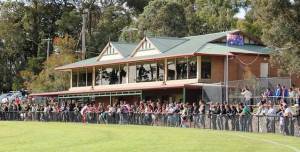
[111,42,137,57]
[57,57,98,70]
[198,43,271,55]
[147,37,188,52]
[56,30,272,70]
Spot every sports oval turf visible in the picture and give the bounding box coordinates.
[0,121,299,152]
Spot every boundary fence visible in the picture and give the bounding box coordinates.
[0,111,299,137]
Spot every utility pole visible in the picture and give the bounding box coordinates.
[81,9,88,60]
[42,38,51,61]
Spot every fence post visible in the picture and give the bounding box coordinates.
[273,116,276,133]
[209,115,211,129]
[257,116,260,133]
[290,117,294,136]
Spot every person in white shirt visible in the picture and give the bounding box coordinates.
[167,103,175,126]
[255,102,268,132]
[241,87,252,106]
[283,105,293,135]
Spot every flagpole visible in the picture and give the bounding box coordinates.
[225,54,229,103]
[225,35,229,103]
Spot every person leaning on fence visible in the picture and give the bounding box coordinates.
[191,102,199,127]
[266,101,277,133]
[180,104,188,128]
[239,103,251,132]
[208,103,219,130]
[228,104,238,131]
[255,101,268,133]
[198,100,206,128]
[283,104,294,135]
[217,104,226,130]
[277,105,285,134]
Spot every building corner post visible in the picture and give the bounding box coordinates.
[70,70,72,89]
[92,67,95,89]
[197,56,201,82]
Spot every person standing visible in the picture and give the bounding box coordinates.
[80,104,89,124]
[241,87,252,106]
[275,84,282,100]
[266,101,276,133]
[198,100,206,128]
[283,104,293,135]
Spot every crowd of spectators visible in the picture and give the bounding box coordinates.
[0,84,300,136]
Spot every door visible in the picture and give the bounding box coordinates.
[260,63,269,78]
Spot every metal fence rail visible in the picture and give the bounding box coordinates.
[0,111,299,137]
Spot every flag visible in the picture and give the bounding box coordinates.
[227,33,244,46]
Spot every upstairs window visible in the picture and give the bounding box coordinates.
[201,56,211,79]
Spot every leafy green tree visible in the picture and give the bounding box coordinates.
[0,1,27,92]
[137,0,188,37]
[87,5,132,57]
[194,0,240,33]
[251,0,300,77]
[27,35,77,93]
[56,10,81,37]
[236,9,262,38]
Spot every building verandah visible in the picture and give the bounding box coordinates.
[30,30,281,104]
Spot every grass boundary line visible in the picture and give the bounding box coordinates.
[231,133,300,152]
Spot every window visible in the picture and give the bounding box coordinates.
[78,69,87,87]
[136,62,157,82]
[87,69,93,86]
[167,59,176,80]
[188,57,197,79]
[120,65,127,84]
[176,58,187,80]
[72,71,78,87]
[104,46,118,56]
[101,66,119,85]
[201,56,211,79]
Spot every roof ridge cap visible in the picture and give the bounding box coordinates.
[111,41,137,45]
[147,36,188,40]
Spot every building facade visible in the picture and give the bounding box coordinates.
[31,30,295,105]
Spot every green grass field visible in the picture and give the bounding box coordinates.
[0,122,299,152]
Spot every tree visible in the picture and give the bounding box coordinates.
[136,0,188,37]
[179,0,206,35]
[55,10,81,37]
[194,0,240,33]
[26,35,77,93]
[236,9,262,38]
[86,5,132,57]
[0,1,27,92]
[251,0,300,77]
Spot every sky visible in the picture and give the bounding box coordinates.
[234,8,247,19]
